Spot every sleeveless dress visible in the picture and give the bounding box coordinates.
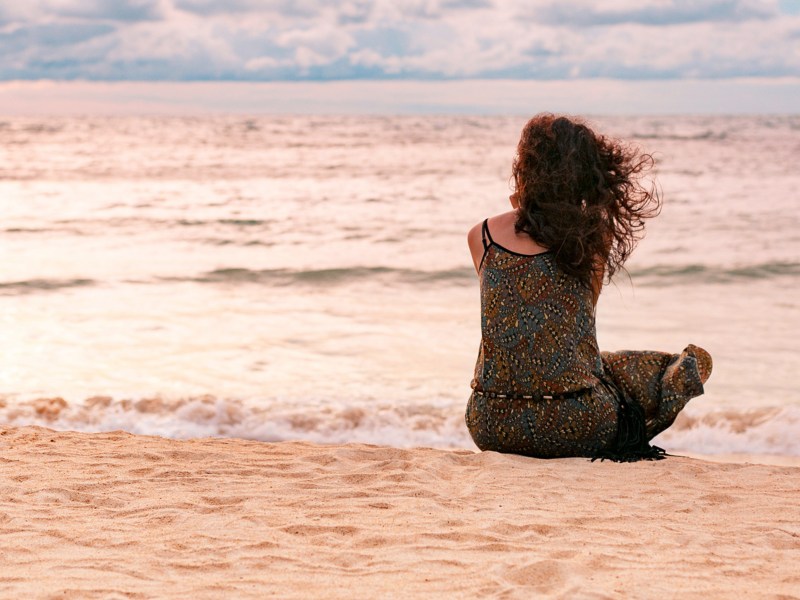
[465,219,708,461]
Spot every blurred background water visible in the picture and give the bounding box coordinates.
[1,114,798,456]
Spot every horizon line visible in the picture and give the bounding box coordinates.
[2,78,799,116]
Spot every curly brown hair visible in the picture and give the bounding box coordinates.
[512,114,661,293]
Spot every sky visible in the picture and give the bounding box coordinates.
[0,0,798,113]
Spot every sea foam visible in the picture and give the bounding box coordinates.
[2,395,799,458]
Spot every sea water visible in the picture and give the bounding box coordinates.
[1,115,798,456]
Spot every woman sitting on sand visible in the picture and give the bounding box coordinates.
[465,114,712,462]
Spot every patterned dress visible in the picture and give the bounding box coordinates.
[465,219,708,461]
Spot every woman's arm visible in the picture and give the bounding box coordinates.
[467,221,485,274]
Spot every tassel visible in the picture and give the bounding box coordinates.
[591,382,667,463]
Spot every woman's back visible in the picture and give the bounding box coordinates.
[471,215,603,397]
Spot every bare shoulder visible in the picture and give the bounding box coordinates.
[467,220,485,273]
[467,220,483,246]
[487,210,549,255]
[486,210,518,227]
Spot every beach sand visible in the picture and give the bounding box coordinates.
[1,426,798,599]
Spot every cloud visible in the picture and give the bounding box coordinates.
[49,0,164,21]
[442,0,493,8]
[0,0,798,81]
[1,22,115,51]
[779,0,800,15]
[173,0,324,17]
[534,0,777,27]
[0,22,117,78]
[2,0,163,22]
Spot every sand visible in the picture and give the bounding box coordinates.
[1,426,798,599]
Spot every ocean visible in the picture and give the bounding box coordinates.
[1,114,798,457]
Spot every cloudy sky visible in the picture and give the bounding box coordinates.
[1,0,798,114]
[1,0,799,80]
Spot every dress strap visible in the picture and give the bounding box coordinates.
[481,218,494,250]
[478,219,494,271]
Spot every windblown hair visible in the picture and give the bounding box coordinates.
[512,114,661,292]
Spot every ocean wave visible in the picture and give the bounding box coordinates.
[0,278,96,294]
[655,406,800,457]
[0,395,469,449]
[0,267,473,296]
[630,130,727,141]
[5,227,60,234]
[2,395,799,457]
[164,266,475,286]
[176,218,270,227]
[627,261,800,284]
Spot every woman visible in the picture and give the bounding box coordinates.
[465,114,711,461]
